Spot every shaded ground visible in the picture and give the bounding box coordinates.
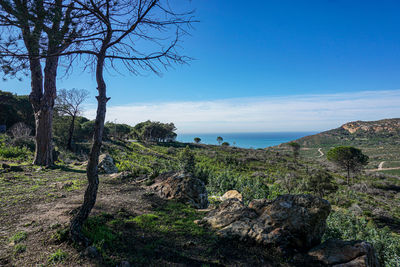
[0,161,286,266]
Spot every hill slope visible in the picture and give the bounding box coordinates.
[279,118,400,171]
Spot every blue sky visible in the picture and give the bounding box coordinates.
[2,0,400,132]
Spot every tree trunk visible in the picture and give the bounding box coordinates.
[27,57,56,166]
[70,52,109,245]
[32,55,59,166]
[67,115,76,151]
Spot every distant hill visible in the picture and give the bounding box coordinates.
[274,118,400,171]
[294,118,400,147]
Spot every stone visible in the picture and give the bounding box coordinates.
[84,246,100,259]
[119,261,131,267]
[98,154,118,174]
[349,203,363,216]
[1,163,10,169]
[200,194,331,252]
[308,239,380,267]
[109,171,132,180]
[10,165,23,172]
[150,171,208,209]
[221,190,243,202]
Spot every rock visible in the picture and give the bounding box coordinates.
[109,171,132,180]
[10,165,24,172]
[349,203,363,216]
[221,190,243,202]
[150,172,208,209]
[200,198,257,229]
[118,261,131,267]
[1,163,10,169]
[200,194,331,252]
[98,154,118,174]
[84,246,100,259]
[308,239,380,267]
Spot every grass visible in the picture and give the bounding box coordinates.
[47,249,68,263]
[9,231,27,243]
[13,244,26,255]
[127,201,208,236]
[1,136,399,266]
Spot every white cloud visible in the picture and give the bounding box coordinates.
[83,90,400,133]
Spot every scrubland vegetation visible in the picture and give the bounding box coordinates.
[1,125,399,265]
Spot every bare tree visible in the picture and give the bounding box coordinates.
[68,0,195,244]
[0,0,82,166]
[55,88,89,150]
[10,122,32,138]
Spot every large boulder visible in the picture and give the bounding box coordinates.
[98,154,118,174]
[199,194,331,252]
[221,190,243,202]
[308,239,380,267]
[150,172,208,209]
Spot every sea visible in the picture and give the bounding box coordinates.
[176,132,316,149]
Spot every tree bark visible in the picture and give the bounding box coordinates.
[27,57,56,166]
[67,115,76,151]
[31,55,59,166]
[70,50,110,245]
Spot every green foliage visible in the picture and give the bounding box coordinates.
[9,231,27,243]
[47,249,68,263]
[216,136,223,145]
[105,122,133,140]
[127,201,208,236]
[327,146,369,180]
[288,142,300,160]
[132,120,177,142]
[180,146,195,174]
[0,136,31,159]
[82,214,116,248]
[221,142,230,147]
[305,169,337,197]
[13,244,26,255]
[324,210,400,266]
[51,228,69,243]
[207,171,269,203]
[0,90,34,130]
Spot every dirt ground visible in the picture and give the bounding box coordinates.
[0,162,284,267]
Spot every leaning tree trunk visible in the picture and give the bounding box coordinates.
[70,52,109,245]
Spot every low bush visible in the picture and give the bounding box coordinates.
[324,210,400,266]
[0,135,31,159]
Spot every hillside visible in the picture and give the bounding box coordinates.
[277,118,400,172]
[296,118,400,147]
[1,137,400,266]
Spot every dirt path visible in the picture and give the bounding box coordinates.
[368,166,400,172]
[318,148,324,157]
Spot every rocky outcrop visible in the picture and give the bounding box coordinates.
[98,154,118,174]
[308,239,380,267]
[341,119,400,135]
[150,172,208,209]
[221,190,243,202]
[199,194,331,252]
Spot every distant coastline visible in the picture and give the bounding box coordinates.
[176,132,317,149]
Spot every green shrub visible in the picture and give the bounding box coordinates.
[48,249,68,263]
[13,244,26,255]
[0,143,30,159]
[324,210,400,266]
[179,146,195,174]
[82,215,116,248]
[207,171,269,203]
[9,231,27,243]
